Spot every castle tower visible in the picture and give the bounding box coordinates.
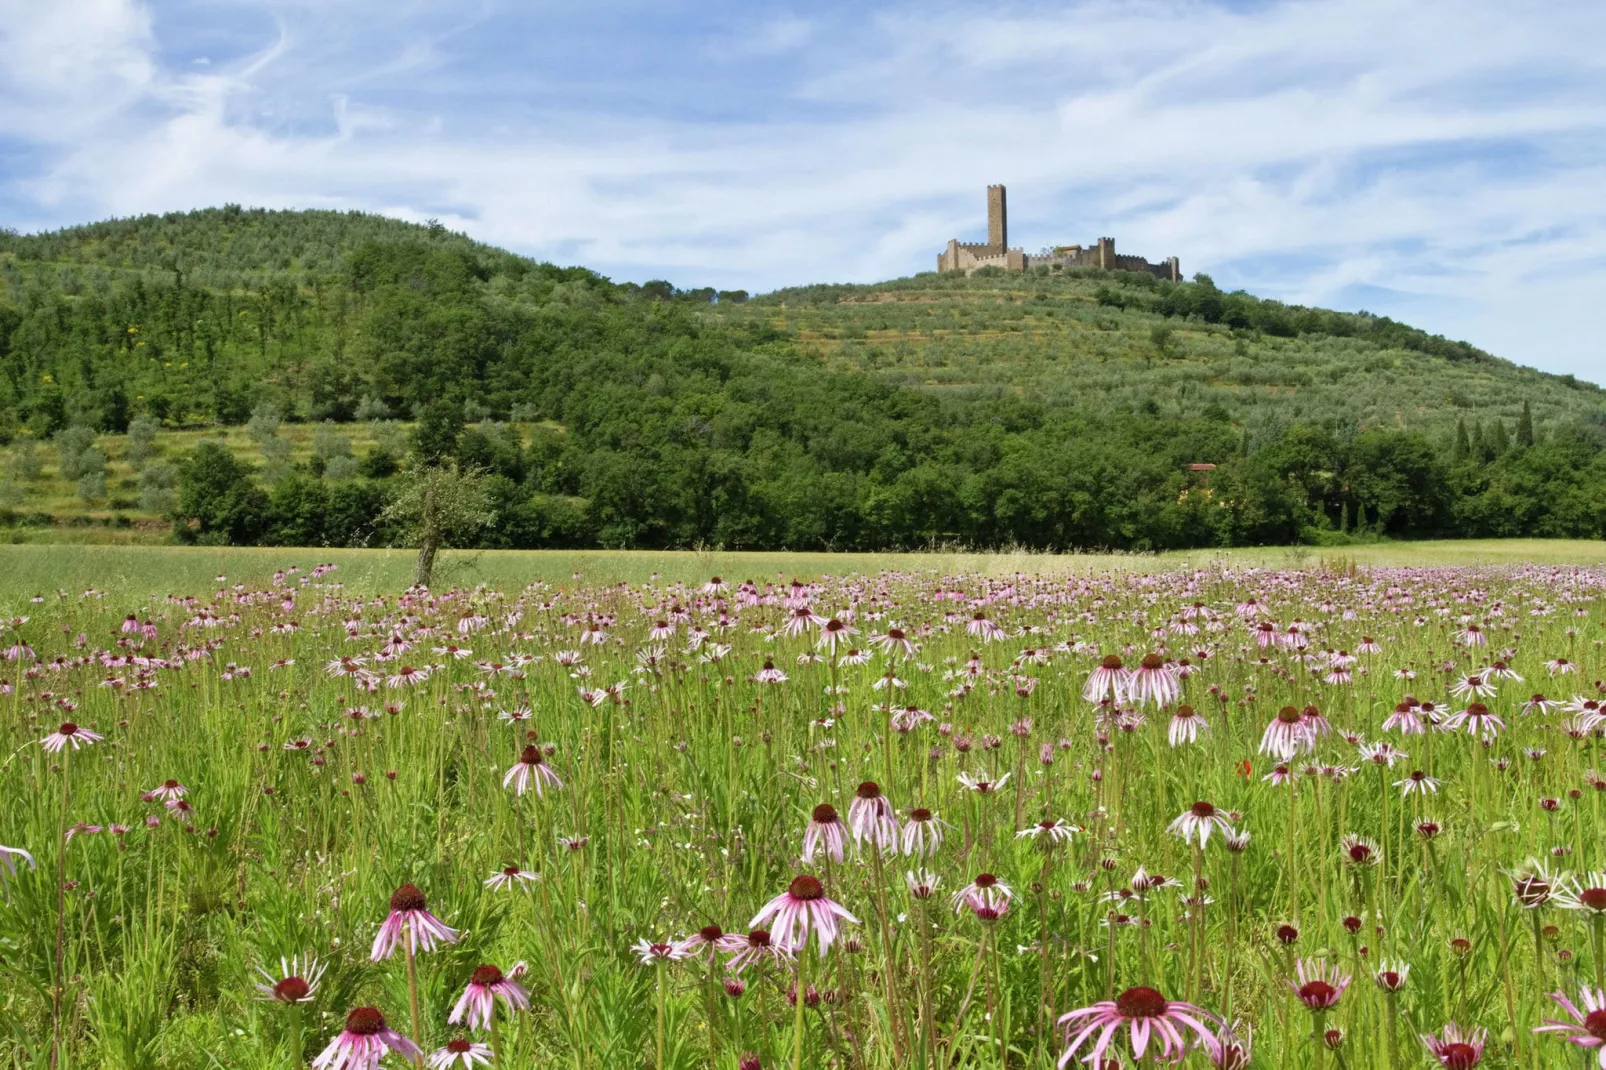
[987,185,1007,252]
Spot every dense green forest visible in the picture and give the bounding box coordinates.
[0,206,1602,550]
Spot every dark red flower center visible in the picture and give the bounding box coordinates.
[887,628,905,640]
[345,1007,386,1036]
[812,804,839,824]
[1277,706,1301,724]
[1100,655,1123,670]
[788,875,824,901]
[470,965,504,987]
[1348,844,1373,863]
[1039,820,1057,830]
[748,930,772,947]
[699,924,724,941]
[1276,924,1299,944]
[274,976,310,1002]
[1466,702,1489,717]
[910,808,932,821]
[1140,653,1164,670]
[1581,888,1606,911]
[1113,985,1168,1018]
[390,883,426,912]
[1190,801,1216,818]
[1585,1009,1606,1040]
[974,873,997,888]
[164,779,179,789]
[503,866,520,876]
[825,619,844,632]
[1299,981,1337,1004]
[520,745,542,765]
[855,781,881,800]
[1175,706,1196,719]
[1439,1042,1477,1068]
[1378,970,1399,988]
[447,1039,473,1053]
[59,721,78,736]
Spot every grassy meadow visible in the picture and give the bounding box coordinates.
[1,539,1605,603]
[1,544,1606,1067]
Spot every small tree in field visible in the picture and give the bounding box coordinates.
[380,462,494,588]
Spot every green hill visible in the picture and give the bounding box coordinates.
[0,207,1602,550]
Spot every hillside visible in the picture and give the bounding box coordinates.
[714,273,1601,441]
[0,207,1603,550]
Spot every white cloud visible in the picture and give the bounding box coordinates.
[1,0,1604,381]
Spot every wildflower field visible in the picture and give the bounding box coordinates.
[3,557,1606,1069]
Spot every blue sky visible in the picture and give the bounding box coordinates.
[2,0,1605,383]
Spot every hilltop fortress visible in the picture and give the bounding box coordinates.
[937,185,1181,281]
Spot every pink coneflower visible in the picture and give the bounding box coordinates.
[1395,770,1441,795]
[1440,702,1504,740]
[1056,985,1222,1067]
[165,798,196,825]
[1534,986,1606,1063]
[817,618,855,652]
[904,869,942,900]
[1168,800,1233,847]
[1082,654,1126,703]
[750,875,859,957]
[957,771,1010,794]
[312,1006,422,1070]
[371,884,459,961]
[846,782,898,853]
[1340,834,1380,868]
[1483,659,1522,681]
[872,626,915,658]
[1259,706,1312,760]
[802,804,846,864]
[41,721,102,752]
[1422,1022,1486,1068]
[1016,818,1078,844]
[1383,701,1425,735]
[386,665,430,688]
[952,872,1013,915]
[633,938,684,965]
[1357,636,1382,654]
[254,954,326,1003]
[1524,694,1554,716]
[1203,1022,1253,1069]
[503,745,563,797]
[901,808,944,857]
[1556,873,1606,915]
[1508,859,1557,909]
[1289,958,1350,1010]
[483,865,539,890]
[147,778,187,801]
[674,924,743,964]
[752,658,787,684]
[1450,673,1498,699]
[1374,961,1410,992]
[428,1038,493,1068]
[725,928,792,972]
[1168,705,1207,746]
[1547,657,1578,676]
[449,964,529,1029]
[1125,653,1180,707]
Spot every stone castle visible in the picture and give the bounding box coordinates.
[937,185,1181,281]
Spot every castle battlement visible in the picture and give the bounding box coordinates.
[937,187,1180,282]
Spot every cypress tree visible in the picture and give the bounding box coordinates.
[1453,418,1470,463]
[1517,400,1535,447]
[1490,419,1511,457]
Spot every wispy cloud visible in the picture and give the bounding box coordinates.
[1,0,1603,381]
